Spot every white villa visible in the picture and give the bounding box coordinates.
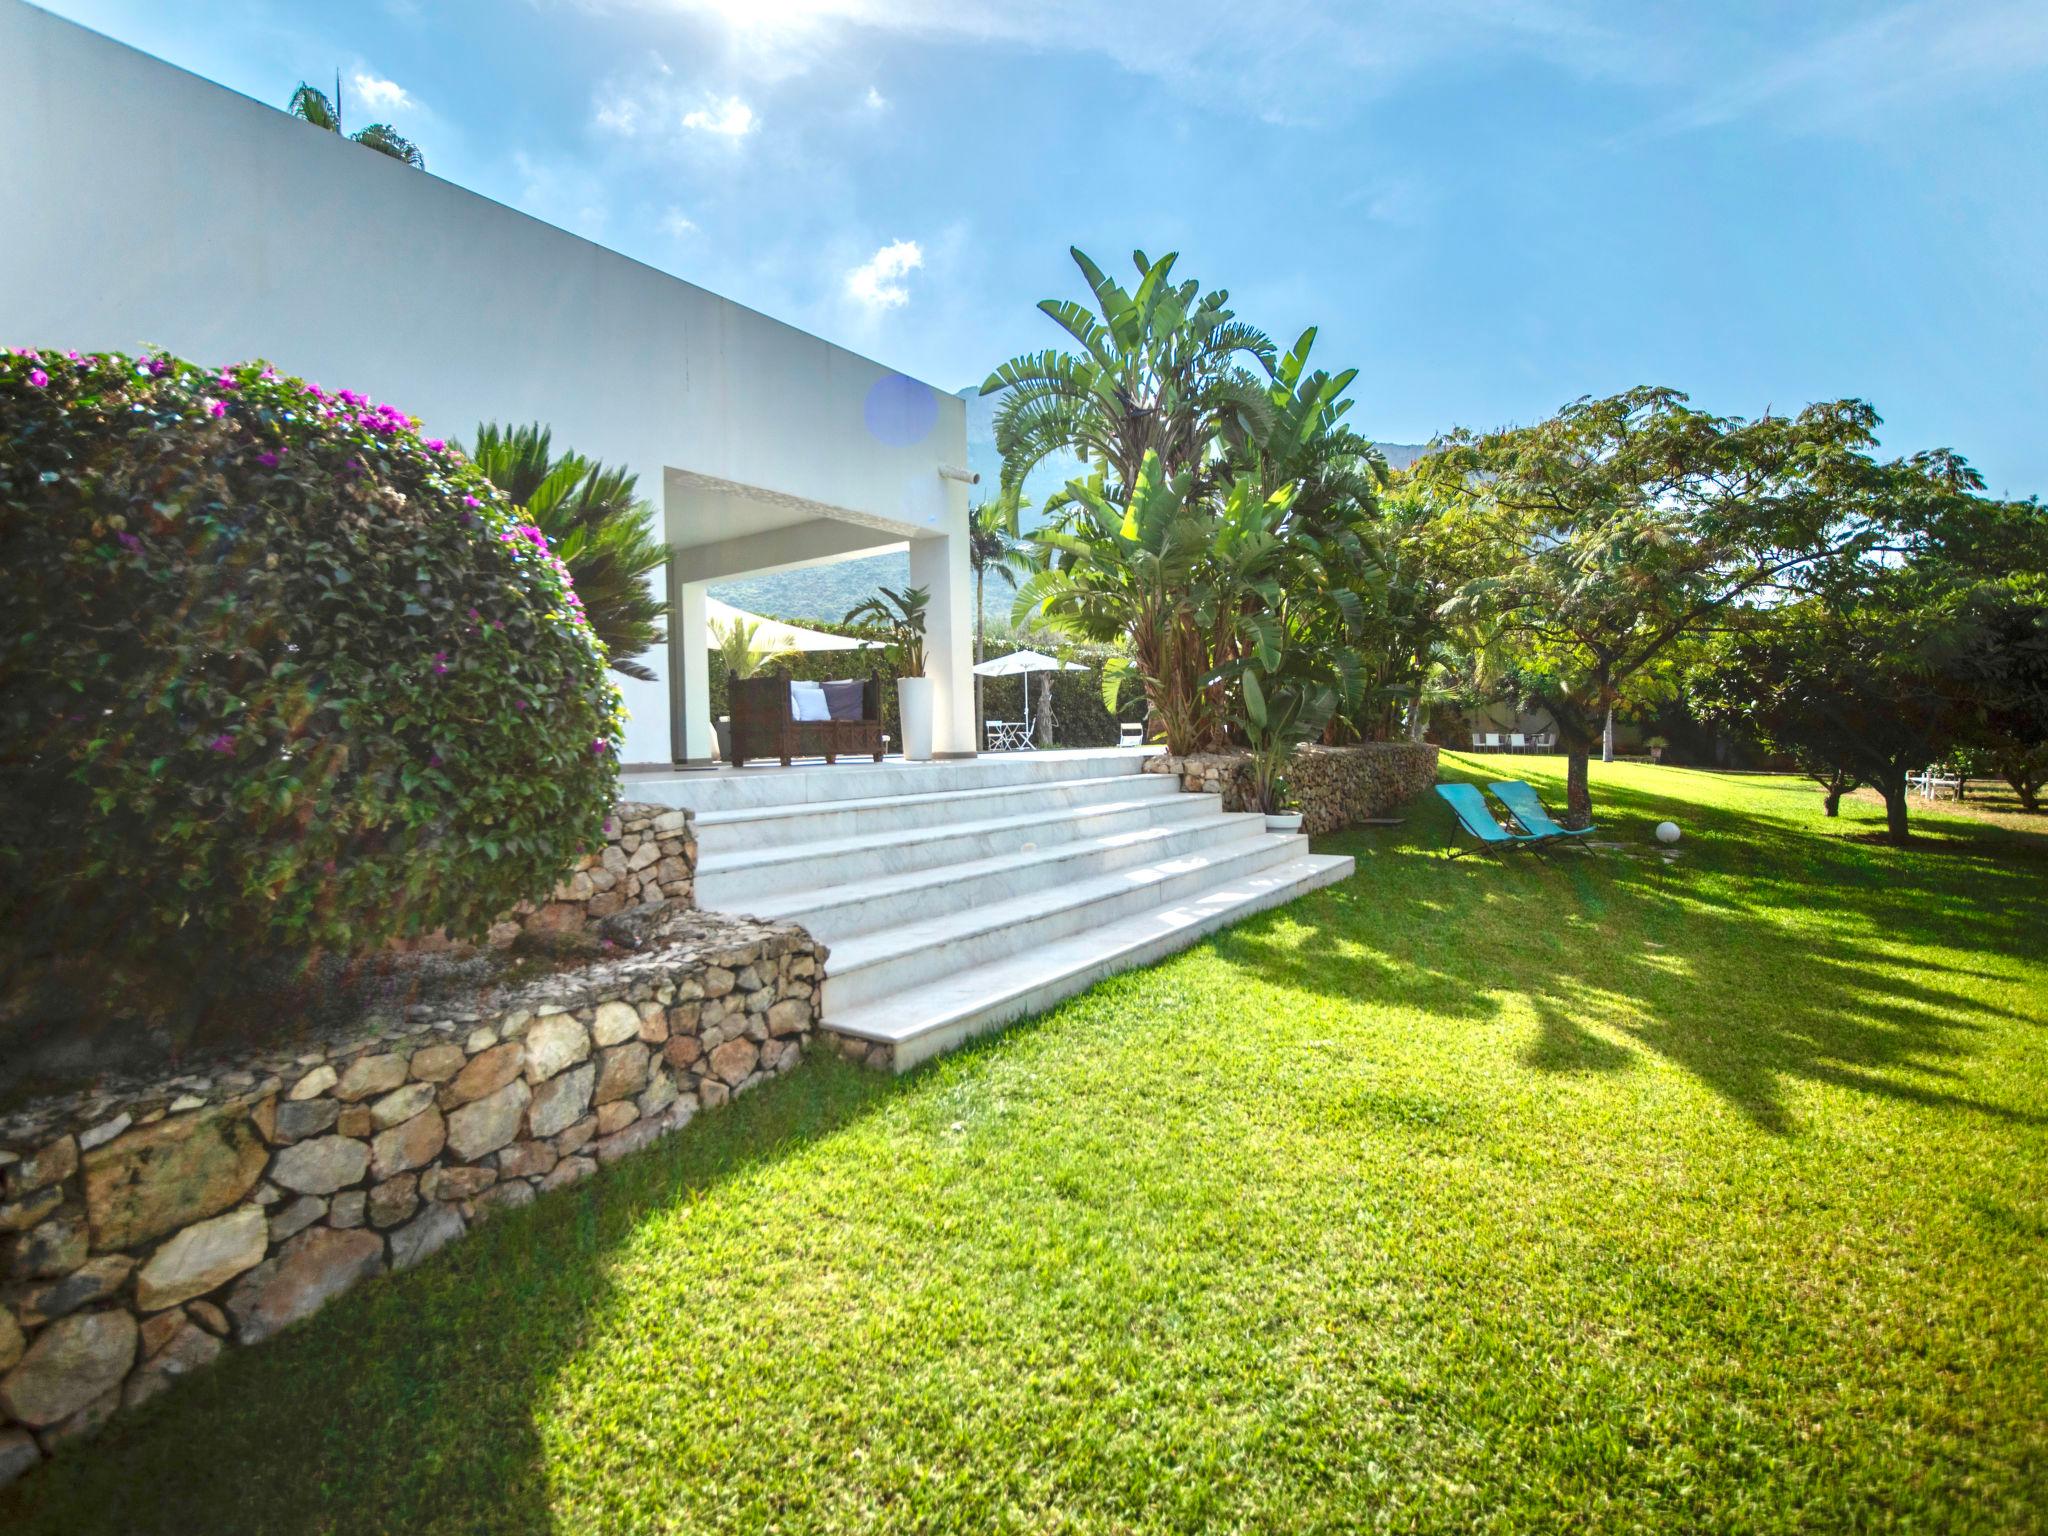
[0,1,1353,1070]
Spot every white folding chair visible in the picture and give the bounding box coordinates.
[1508,732,1527,753]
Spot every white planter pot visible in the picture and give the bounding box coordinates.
[1265,811,1304,834]
[897,675,934,762]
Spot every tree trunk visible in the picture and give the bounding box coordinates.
[1601,707,1615,764]
[1822,788,1842,817]
[1874,772,1911,845]
[1564,748,1592,828]
[1407,695,1428,743]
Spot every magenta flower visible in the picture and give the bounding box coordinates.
[423,438,445,453]
[26,368,48,389]
[514,699,528,712]
[257,450,281,468]
[204,398,226,419]
[591,738,609,756]
[207,733,236,754]
[216,371,239,392]
[117,532,142,552]
[462,495,481,508]
[148,357,170,376]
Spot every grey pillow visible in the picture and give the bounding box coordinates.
[821,679,868,721]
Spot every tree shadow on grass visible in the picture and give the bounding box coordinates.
[0,1053,903,1536]
[1220,774,2047,1139]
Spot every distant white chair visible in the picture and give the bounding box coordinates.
[1508,732,1528,753]
[1471,732,1488,750]
[1531,731,1555,752]
[984,719,1031,752]
[1119,720,1145,748]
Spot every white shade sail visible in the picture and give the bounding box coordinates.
[972,649,1087,677]
[706,596,879,653]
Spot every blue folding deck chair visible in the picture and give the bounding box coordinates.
[1488,780,1597,841]
[1436,783,1549,858]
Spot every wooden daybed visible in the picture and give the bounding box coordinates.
[727,672,886,767]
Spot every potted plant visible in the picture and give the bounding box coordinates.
[1237,661,1336,836]
[1645,733,1670,764]
[844,585,932,760]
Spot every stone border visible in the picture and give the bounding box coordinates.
[0,912,820,1487]
[1144,742,1439,835]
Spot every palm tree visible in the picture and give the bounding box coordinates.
[467,423,669,682]
[287,81,425,169]
[979,248,1277,510]
[968,497,1034,664]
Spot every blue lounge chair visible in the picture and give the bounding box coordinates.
[1488,781,1596,840]
[1436,783,1548,857]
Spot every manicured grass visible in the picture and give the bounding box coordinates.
[7,758,2045,1534]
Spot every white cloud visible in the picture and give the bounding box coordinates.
[1653,0,2048,136]
[661,207,699,238]
[350,71,411,111]
[682,94,757,136]
[593,56,758,145]
[845,239,923,308]
[864,85,888,110]
[604,0,1658,115]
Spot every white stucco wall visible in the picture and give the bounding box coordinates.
[0,0,971,764]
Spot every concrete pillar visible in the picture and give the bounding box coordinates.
[667,578,715,765]
[909,530,975,758]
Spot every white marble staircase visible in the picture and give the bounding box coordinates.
[626,750,1353,1071]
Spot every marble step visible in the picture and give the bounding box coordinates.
[692,769,1185,854]
[821,832,1314,1015]
[735,812,1272,942]
[695,791,1227,908]
[629,747,1153,816]
[826,852,1355,1071]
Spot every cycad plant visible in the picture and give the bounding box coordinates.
[287,81,425,168]
[467,423,669,681]
[712,617,794,680]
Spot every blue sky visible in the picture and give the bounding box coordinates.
[34,0,2048,495]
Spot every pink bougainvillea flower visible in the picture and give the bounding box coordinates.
[26,368,48,389]
[514,699,528,712]
[204,398,227,419]
[117,532,143,552]
[423,438,446,453]
[207,733,236,754]
[461,495,481,509]
[148,357,171,376]
[216,371,239,392]
[591,737,609,756]
[257,450,280,468]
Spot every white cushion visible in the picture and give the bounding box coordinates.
[789,680,832,722]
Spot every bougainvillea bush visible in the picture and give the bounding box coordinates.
[0,347,623,1007]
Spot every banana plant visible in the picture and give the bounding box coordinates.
[1236,657,1339,816]
[981,248,1277,507]
[842,585,930,677]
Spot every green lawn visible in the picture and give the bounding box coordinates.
[8,758,2045,1534]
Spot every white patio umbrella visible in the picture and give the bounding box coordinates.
[972,648,1086,744]
[705,596,879,654]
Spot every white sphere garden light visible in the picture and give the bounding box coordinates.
[1655,821,1682,844]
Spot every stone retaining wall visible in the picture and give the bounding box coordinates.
[481,799,697,947]
[1144,742,1440,835]
[0,911,819,1486]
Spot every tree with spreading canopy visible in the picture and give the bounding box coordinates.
[1417,388,1975,826]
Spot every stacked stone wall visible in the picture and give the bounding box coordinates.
[0,912,819,1485]
[1143,742,1440,835]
